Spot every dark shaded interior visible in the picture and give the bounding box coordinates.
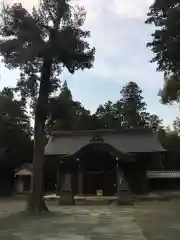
[79,151,117,196]
[45,144,167,195]
[57,143,155,195]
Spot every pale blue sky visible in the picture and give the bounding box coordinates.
[1,0,180,126]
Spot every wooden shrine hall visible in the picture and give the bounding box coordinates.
[45,128,165,202]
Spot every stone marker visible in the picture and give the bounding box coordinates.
[117,179,133,205]
[59,173,75,205]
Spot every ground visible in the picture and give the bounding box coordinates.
[0,199,180,239]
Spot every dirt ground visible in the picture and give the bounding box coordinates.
[0,198,180,239]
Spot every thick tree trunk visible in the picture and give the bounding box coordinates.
[27,117,48,213]
[27,59,52,213]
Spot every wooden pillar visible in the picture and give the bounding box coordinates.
[160,152,164,170]
[56,162,60,196]
[30,174,33,193]
[116,157,120,195]
[77,159,83,196]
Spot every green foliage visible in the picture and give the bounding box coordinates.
[0,0,95,119]
[173,117,180,135]
[94,82,156,130]
[47,81,96,131]
[48,81,164,132]
[119,81,147,128]
[146,114,163,132]
[146,0,180,75]
[0,87,32,155]
[95,101,120,129]
[146,1,180,104]
[0,87,33,195]
[0,87,32,137]
[0,0,95,71]
[159,75,180,104]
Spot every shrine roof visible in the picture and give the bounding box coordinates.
[14,163,33,172]
[51,128,154,137]
[45,128,165,155]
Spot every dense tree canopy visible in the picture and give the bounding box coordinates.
[146,0,180,75]
[0,87,32,196]
[0,87,32,137]
[95,101,119,129]
[173,117,180,135]
[49,81,163,132]
[146,0,180,104]
[159,75,180,104]
[146,0,180,159]
[47,80,94,131]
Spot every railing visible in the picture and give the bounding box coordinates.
[147,171,180,179]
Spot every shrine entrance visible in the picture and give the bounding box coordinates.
[82,151,117,196]
[58,141,130,197]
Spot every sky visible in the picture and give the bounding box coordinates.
[1,0,180,127]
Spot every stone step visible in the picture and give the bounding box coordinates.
[75,199,113,206]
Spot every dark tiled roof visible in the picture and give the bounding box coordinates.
[45,128,165,155]
[52,128,153,137]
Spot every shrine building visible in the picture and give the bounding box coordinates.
[44,128,165,196]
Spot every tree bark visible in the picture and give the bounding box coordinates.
[27,59,52,213]
[27,117,48,212]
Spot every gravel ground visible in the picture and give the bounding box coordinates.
[0,198,180,239]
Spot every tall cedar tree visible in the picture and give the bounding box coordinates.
[48,81,97,131]
[120,81,147,128]
[146,1,180,104]
[0,0,95,212]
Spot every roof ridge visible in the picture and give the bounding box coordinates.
[51,128,153,137]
